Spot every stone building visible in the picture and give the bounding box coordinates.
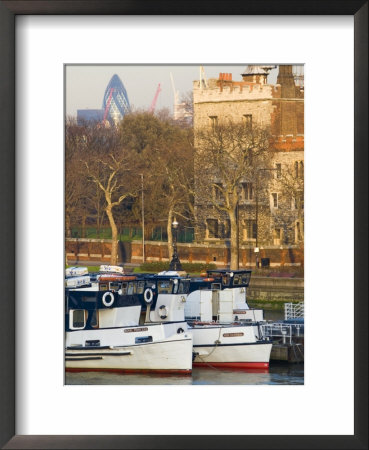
[193,65,304,266]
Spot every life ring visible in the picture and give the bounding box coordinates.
[102,291,115,307]
[159,305,168,319]
[144,288,154,304]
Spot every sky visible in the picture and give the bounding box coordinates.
[65,65,280,117]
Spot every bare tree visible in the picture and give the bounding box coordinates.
[273,160,304,244]
[65,117,91,238]
[82,126,139,264]
[195,120,272,269]
[119,112,194,259]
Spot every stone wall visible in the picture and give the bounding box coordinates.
[247,276,304,301]
[66,239,303,268]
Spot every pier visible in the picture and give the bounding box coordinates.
[262,303,304,364]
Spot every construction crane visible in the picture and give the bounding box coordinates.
[103,87,114,122]
[149,83,161,113]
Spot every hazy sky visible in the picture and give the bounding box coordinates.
[65,65,280,117]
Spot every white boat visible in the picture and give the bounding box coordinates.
[99,264,124,274]
[185,269,272,369]
[65,273,193,374]
[65,266,89,277]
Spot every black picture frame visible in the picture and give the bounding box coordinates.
[0,1,367,449]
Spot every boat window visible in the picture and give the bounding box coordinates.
[81,295,97,303]
[109,282,121,291]
[146,281,156,289]
[127,282,136,295]
[178,280,190,294]
[121,282,128,295]
[137,281,145,294]
[70,309,86,330]
[99,283,108,291]
[210,272,222,279]
[211,283,221,290]
[233,275,241,285]
[173,281,179,294]
[222,274,230,286]
[241,273,251,284]
[135,336,153,344]
[158,280,173,294]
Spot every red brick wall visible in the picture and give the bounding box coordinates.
[66,239,303,267]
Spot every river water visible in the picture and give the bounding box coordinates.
[65,362,303,385]
[65,310,304,385]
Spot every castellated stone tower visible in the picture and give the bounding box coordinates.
[192,65,304,268]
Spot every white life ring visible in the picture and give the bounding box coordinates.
[159,305,168,319]
[102,291,115,307]
[144,288,154,304]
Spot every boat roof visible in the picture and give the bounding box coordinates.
[207,269,252,274]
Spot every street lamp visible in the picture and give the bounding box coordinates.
[169,218,183,271]
[255,167,278,268]
[140,174,145,263]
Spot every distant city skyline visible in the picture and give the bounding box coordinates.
[66,65,283,118]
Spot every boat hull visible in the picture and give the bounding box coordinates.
[65,322,193,373]
[66,337,193,373]
[193,342,272,368]
[190,324,272,368]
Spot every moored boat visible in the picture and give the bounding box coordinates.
[185,269,272,369]
[65,272,193,374]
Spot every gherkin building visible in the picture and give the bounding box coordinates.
[102,74,130,126]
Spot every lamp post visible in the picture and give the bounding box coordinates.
[169,218,183,271]
[255,167,278,268]
[140,174,145,263]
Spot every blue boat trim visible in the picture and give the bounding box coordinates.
[65,357,103,361]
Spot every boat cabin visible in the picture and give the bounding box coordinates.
[186,269,263,324]
[65,273,191,332]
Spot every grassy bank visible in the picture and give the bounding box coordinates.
[247,299,302,311]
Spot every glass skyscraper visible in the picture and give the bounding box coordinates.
[102,74,130,126]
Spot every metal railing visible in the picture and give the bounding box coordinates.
[261,322,304,345]
[284,302,304,320]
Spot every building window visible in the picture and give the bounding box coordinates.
[300,161,304,178]
[241,182,254,200]
[275,163,282,178]
[271,193,278,208]
[273,228,282,245]
[224,219,231,238]
[292,191,304,210]
[295,161,304,178]
[209,116,218,130]
[244,219,257,240]
[295,221,303,242]
[243,114,252,130]
[213,183,223,201]
[206,219,219,238]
